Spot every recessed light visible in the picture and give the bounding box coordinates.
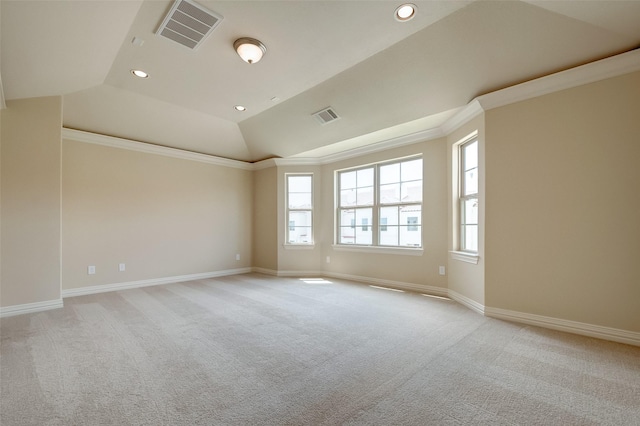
[234,105,246,112]
[395,3,417,21]
[131,69,149,78]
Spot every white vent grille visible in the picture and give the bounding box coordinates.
[313,107,340,125]
[156,0,223,50]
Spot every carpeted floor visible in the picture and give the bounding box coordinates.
[1,273,639,425]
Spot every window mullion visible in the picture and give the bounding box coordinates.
[373,164,379,246]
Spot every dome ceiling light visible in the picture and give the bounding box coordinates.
[234,38,266,64]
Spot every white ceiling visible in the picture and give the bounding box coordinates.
[2,0,640,162]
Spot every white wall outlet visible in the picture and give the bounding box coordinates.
[236,254,240,261]
[119,263,126,272]
[88,265,96,275]
[326,256,331,264]
[439,266,446,276]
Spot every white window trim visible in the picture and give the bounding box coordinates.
[450,250,479,264]
[457,133,479,254]
[283,243,315,250]
[285,173,314,246]
[335,155,423,249]
[333,244,423,256]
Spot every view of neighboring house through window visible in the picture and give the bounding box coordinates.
[338,157,422,247]
[286,174,313,244]
[460,138,478,252]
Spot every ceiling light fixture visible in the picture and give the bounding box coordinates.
[131,69,149,78]
[395,3,417,21]
[234,38,266,64]
[234,105,246,111]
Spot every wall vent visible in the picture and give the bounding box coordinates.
[313,107,340,125]
[156,0,223,50]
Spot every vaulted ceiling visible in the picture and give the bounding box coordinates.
[2,0,640,162]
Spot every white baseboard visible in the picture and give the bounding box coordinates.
[0,298,64,318]
[485,306,640,347]
[251,267,278,276]
[61,268,252,298]
[323,271,449,297]
[448,289,485,315]
[276,269,324,277]
[251,268,326,278]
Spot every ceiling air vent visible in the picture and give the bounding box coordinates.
[156,0,223,50]
[313,107,340,125]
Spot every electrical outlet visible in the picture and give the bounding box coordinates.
[119,263,126,272]
[326,256,331,264]
[88,265,96,275]
[236,254,240,261]
[439,266,446,276]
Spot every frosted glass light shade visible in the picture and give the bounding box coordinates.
[234,38,266,64]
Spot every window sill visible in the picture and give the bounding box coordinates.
[283,244,315,250]
[332,244,423,256]
[450,251,479,264]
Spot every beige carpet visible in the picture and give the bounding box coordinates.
[1,273,639,425]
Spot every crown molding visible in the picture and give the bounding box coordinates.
[62,128,254,170]
[477,48,640,111]
[280,126,445,167]
[440,99,484,135]
[251,158,279,170]
[62,50,639,170]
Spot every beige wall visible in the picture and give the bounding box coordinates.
[485,71,640,331]
[62,139,253,290]
[1,97,62,307]
[447,115,485,305]
[252,166,278,271]
[319,138,449,290]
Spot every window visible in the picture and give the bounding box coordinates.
[459,139,478,252]
[337,157,422,247]
[286,174,313,244]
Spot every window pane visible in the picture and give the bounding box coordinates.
[357,186,374,205]
[288,175,311,193]
[401,180,422,202]
[401,159,422,182]
[339,209,355,244]
[380,163,400,185]
[380,183,400,204]
[357,168,374,187]
[463,198,478,225]
[289,193,312,209]
[339,226,355,244]
[380,206,399,226]
[288,226,312,243]
[464,168,478,195]
[399,205,421,227]
[463,225,478,252]
[340,188,356,207]
[399,205,421,247]
[464,141,478,171]
[399,225,421,247]
[289,210,311,227]
[288,211,312,244]
[340,209,354,225]
[355,208,372,244]
[380,226,399,246]
[340,171,357,190]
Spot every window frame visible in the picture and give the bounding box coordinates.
[458,137,479,253]
[286,173,314,246]
[335,156,423,249]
